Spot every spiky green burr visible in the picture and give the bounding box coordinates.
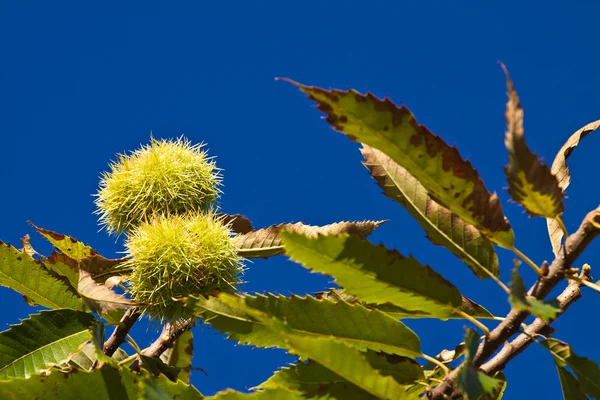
[95,137,221,235]
[125,212,243,321]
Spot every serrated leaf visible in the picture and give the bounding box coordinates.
[502,66,564,218]
[0,241,85,310]
[259,354,422,399]
[257,361,380,399]
[509,264,559,321]
[456,329,500,399]
[30,222,97,261]
[281,232,463,319]
[208,389,312,400]
[557,366,589,400]
[44,251,80,288]
[316,288,494,320]
[542,338,600,398]
[216,213,254,234]
[139,354,182,382]
[361,144,499,279]
[161,329,194,383]
[286,79,514,248]
[0,364,203,400]
[67,343,129,370]
[0,309,95,379]
[236,220,385,258]
[547,120,600,255]
[218,294,418,400]
[188,293,421,358]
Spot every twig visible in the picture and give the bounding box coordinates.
[130,318,196,372]
[481,281,583,376]
[426,207,600,399]
[103,308,141,357]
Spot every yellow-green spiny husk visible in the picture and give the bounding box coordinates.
[125,212,243,321]
[95,137,221,235]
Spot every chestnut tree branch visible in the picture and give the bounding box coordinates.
[481,280,583,376]
[130,317,196,372]
[427,207,600,399]
[103,308,141,357]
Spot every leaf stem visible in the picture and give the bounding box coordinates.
[511,247,542,276]
[420,353,450,378]
[450,307,490,336]
[555,216,569,241]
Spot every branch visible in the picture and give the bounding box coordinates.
[103,308,141,357]
[481,280,583,375]
[130,317,196,371]
[427,207,600,399]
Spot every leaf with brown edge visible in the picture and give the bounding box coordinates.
[501,65,564,219]
[236,220,385,258]
[216,213,254,234]
[30,222,97,261]
[547,120,600,255]
[0,241,85,310]
[78,256,137,314]
[283,78,514,248]
[361,144,499,279]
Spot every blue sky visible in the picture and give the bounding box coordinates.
[2,1,600,398]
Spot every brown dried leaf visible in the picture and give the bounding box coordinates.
[502,65,564,218]
[216,213,254,234]
[78,255,136,314]
[547,120,600,255]
[20,234,38,258]
[236,220,386,258]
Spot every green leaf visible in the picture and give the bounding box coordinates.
[317,289,494,320]
[0,309,96,379]
[509,264,559,321]
[0,364,203,400]
[259,354,422,399]
[542,338,600,398]
[281,232,463,319]
[547,120,600,255]
[286,79,514,248]
[0,241,85,310]
[208,389,312,400]
[207,294,418,399]
[139,354,182,382]
[161,329,194,383]
[456,329,500,399]
[44,251,80,289]
[258,361,382,399]
[236,220,385,258]
[188,293,421,357]
[30,223,97,261]
[67,343,129,370]
[484,372,507,400]
[557,366,588,400]
[361,144,499,279]
[501,65,564,219]
[260,353,423,395]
